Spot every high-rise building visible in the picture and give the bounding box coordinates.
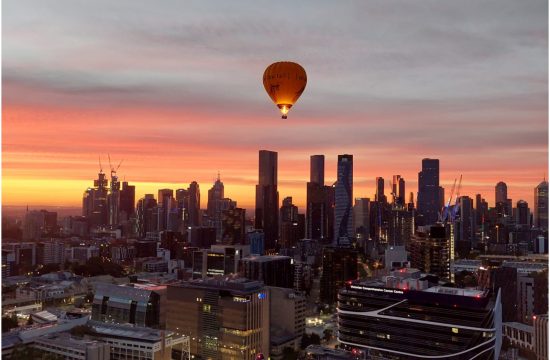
[310,155,325,185]
[157,189,174,232]
[306,155,334,244]
[338,275,502,360]
[388,207,413,247]
[136,194,157,238]
[222,207,246,245]
[320,246,357,305]
[207,175,224,218]
[375,177,386,203]
[119,181,135,221]
[83,170,109,228]
[457,196,474,250]
[353,198,370,248]
[166,278,270,360]
[417,158,440,226]
[279,197,300,248]
[515,200,530,226]
[108,169,121,226]
[334,155,353,245]
[23,210,57,240]
[239,255,294,289]
[409,225,450,280]
[392,175,405,205]
[534,180,548,230]
[496,181,508,205]
[188,182,201,227]
[255,150,279,251]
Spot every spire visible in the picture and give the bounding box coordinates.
[217,170,221,182]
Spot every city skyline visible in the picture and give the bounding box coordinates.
[3,0,548,211]
[2,152,548,213]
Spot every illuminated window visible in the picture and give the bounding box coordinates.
[203,304,211,313]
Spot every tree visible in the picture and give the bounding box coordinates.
[2,315,19,333]
[281,347,298,360]
[300,333,321,349]
[323,329,333,342]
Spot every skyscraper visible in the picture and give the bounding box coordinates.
[375,177,386,203]
[207,174,224,218]
[353,198,370,246]
[534,180,548,230]
[306,155,333,243]
[515,200,530,226]
[188,181,201,227]
[207,175,227,239]
[334,154,353,245]
[119,181,135,221]
[457,196,474,253]
[495,181,508,205]
[157,189,174,231]
[310,155,325,185]
[391,175,405,205]
[255,150,279,251]
[417,158,440,226]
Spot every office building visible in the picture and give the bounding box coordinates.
[338,276,502,359]
[33,333,110,360]
[188,227,216,248]
[320,246,357,305]
[136,195,158,238]
[353,198,370,249]
[166,278,270,360]
[496,181,508,206]
[239,255,294,288]
[92,283,166,328]
[417,158,440,226]
[119,181,135,221]
[388,207,413,247]
[88,320,188,360]
[515,200,530,226]
[392,175,405,205]
[534,180,548,230]
[188,182,201,227]
[255,150,279,251]
[269,287,306,354]
[409,225,450,280]
[533,314,548,360]
[222,207,246,245]
[334,154,353,245]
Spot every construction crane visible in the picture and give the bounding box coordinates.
[450,175,463,221]
[107,154,123,177]
[99,155,103,173]
[439,178,457,223]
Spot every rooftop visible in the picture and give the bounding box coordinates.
[88,321,175,342]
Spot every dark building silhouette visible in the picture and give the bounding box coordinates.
[534,180,548,230]
[409,225,450,280]
[255,150,279,251]
[239,255,294,288]
[188,182,201,227]
[417,158,440,226]
[320,246,357,305]
[222,207,246,245]
[136,194,157,238]
[119,181,135,221]
[310,154,325,185]
[334,155,353,245]
[375,177,386,203]
[306,155,334,243]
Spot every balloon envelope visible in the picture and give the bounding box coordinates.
[263,61,307,119]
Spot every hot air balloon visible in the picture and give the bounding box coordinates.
[263,61,307,119]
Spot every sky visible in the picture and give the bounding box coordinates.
[2,0,548,213]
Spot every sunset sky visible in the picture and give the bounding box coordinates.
[3,0,548,213]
